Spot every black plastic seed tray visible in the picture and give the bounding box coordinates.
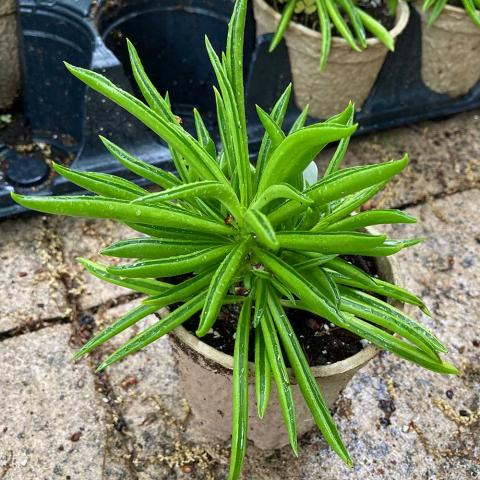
[1,0,479,219]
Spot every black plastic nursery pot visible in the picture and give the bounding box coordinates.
[1,0,479,219]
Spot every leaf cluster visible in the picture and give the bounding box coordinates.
[11,1,457,478]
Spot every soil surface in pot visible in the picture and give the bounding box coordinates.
[184,255,379,367]
[266,0,395,36]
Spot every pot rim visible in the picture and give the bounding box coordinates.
[254,0,410,46]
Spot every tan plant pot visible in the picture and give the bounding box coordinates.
[253,0,410,119]
[169,254,400,450]
[415,4,480,97]
[0,0,20,110]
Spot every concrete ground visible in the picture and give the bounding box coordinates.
[0,110,479,480]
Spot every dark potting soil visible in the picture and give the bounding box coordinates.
[184,255,379,367]
[267,0,395,37]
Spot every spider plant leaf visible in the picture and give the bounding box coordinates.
[52,162,147,200]
[253,248,342,325]
[132,180,242,219]
[277,231,387,255]
[193,108,217,159]
[214,89,235,177]
[77,257,171,295]
[257,123,357,193]
[255,326,272,419]
[228,296,251,480]
[205,37,251,205]
[325,209,417,231]
[127,39,176,121]
[100,237,220,259]
[244,208,279,250]
[315,0,332,71]
[338,0,367,48]
[269,156,408,225]
[74,303,159,360]
[106,245,232,278]
[260,307,298,454]
[65,63,226,183]
[267,293,352,466]
[324,0,361,52]
[253,278,268,328]
[143,268,216,306]
[255,105,286,150]
[251,183,314,212]
[338,313,458,374]
[100,136,180,189]
[357,9,395,51]
[97,293,205,371]
[339,286,447,354]
[270,0,297,51]
[256,84,292,184]
[11,194,232,236]
[197,240,249,336]
[323,104,355,177]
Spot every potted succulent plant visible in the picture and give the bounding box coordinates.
[416,0,480,97]
[12,1,457,477]
[253,0,410,118]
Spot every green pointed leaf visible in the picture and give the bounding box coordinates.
[325,209,417,231]
[253,277,268,328]
[260,307,297,454]
[270,0,297,51]
[252,183,313,212]
[97,293,205,371]
[77,257,171,295]
[255,327,272,419]
[197,240,249,336]
[11,194,232,237]
[268,293,352,466]
[52,163,147,200]
[255,105,285,150]
[228,296,251,480]
[244,208,279,250]
[193,108,216,158]
[107,245,232,278]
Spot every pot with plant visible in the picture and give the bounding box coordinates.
[416,0,480,97]
[12,1,457,477]
[253,0,410,118]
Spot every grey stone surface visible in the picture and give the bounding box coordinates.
[0,324,106,479]
[0,217,69,333]
[317,110,480,209]
[53,217,138,310]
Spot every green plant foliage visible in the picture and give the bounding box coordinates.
[422,0,480,27]
[271,0,396,70]
[11,1,457,477]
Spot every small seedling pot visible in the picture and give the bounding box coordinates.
[169,254,400,449]
[252,0,410,119]
[415,4,480,97]
[0,0,20,109]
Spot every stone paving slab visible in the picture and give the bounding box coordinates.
[0,216,70,333]
[0,324,106,479]
[317,110,480,209]
[53,217,137,311]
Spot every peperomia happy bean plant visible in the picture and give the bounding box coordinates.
[421,0,480,27]
[269,0,397,70]
[12,0,457,477]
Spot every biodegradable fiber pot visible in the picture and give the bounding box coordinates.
[415,4,480,97]
[169,255,400,450]
[253,0,410,119]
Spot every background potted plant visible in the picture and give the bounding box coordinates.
[12,0,457,478]
[416,0,480,97]
[253,0,410,118]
